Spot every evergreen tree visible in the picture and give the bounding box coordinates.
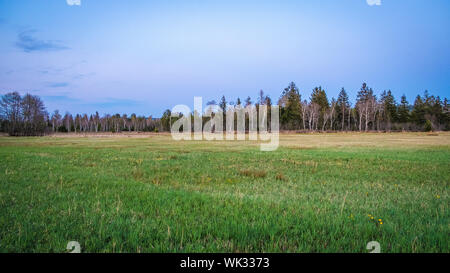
[219,96,227,113]
[443,98,450,130]
[245,96,252,107]
[219,95,227,128]
[279,82,302,130]
[258,90,265,105]
[411,95,426,127]
[397,94,410,124]
[380,90,397,130]
[337,88,350,130]
[310,86,329,130]
[161,109,172,131]
[356,83,376,131]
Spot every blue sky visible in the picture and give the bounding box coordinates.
[0,0,449,117]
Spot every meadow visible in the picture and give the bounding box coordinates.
[0,132,448,253]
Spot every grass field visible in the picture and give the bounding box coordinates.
[0,132,448,253]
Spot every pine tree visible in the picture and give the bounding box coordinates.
[219,96,227,113]
[245,96,252,107]
[397,95,410,126]
[356,83,376,131]
[219,95,227,128]
[337,88,350,130]
[310,86,329,131]
[411,95,426,128]
[258,90,265,105]
[279,82,302,130]
[380,90,397,130]
[161,109,172,131]
[443,98,450,130]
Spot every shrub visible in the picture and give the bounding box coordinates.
[424,120,433,132]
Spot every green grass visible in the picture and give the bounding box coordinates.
[0,133,448,253]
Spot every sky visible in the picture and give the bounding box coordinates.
[0,0,449,117]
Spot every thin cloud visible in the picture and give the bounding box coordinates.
[88,98,142,108]
[72,72,96,80]
[43,95,80,102]
[15,29,69,53]
[46,82,70,88]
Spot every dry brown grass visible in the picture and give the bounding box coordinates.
[47,132,171,138]
[275,172,288,181]
[239,169,267,178]
[278,132,450,149]
[2,132,449,151]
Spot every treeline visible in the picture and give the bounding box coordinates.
[272,82,450,132]
[47,111,161,133]
[1,82,449,136]
[161,82,449,133]
[0,92,162,135]
[0,92,47,136]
